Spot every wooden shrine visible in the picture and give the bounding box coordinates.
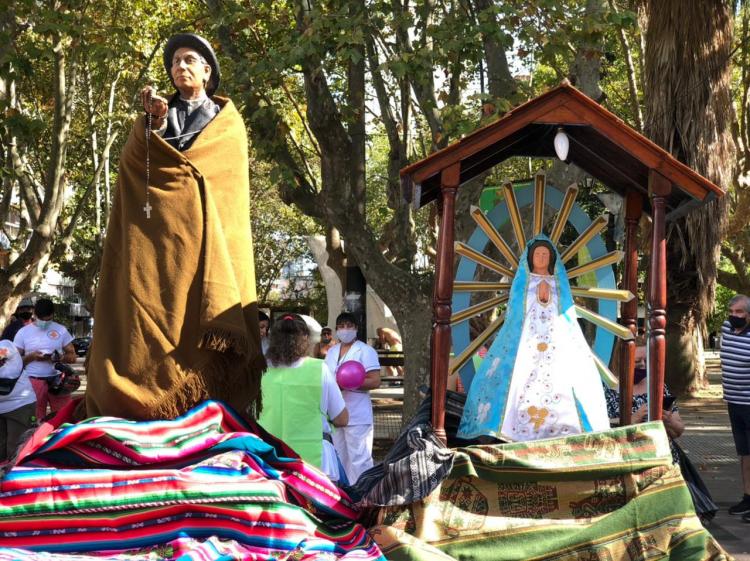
[400,82,725,444]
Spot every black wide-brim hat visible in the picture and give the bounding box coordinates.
[163,33,220,96]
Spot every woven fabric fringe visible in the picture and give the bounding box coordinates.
[352,391,456,507]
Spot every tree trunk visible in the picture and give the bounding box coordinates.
[0,38,78,324]
[641,0,735,394]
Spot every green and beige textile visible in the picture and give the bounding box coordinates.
[369,422,730,561]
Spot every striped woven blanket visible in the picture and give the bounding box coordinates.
[0,400,384,560]
[370,422,731,561]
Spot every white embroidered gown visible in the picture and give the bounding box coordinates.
[498,273,610,441]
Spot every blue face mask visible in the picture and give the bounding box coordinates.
[36,320,51,330]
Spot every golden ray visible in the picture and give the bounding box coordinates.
[470,206,519,269]
[560,215,609,263]
[454,281,512,292]
[501,180,526,250]
[451,294,509,325]
[533,173,546,236]
[571,286,635,302]
[566,251,623,279]
[549,183,579,245]
[575,304,634,340]
[450,313,506,374]
[591,352,619,389]
[455,242,515,279]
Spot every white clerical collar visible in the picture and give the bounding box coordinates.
[180,94,208,110]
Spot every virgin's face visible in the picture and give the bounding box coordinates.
[531,245,551,273]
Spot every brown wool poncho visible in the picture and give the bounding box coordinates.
[82,97,266,421]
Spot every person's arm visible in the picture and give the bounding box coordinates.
[13,331,39,366]
[141,86,168,134]
[662,410,685,439]
[632,403,649,423]
[331,407,349,427]
[322,364,349,427]
[359,369,381,390]
[358,344,381,390]
[21,350,44,366]
[60,342,76,364]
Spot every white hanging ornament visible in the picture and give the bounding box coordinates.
[554,127,569,162]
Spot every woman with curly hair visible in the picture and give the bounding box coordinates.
[258,314,348,482]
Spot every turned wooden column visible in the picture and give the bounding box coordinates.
[620,190,642,425]
[430,163,460,445]
[648,170,671,421]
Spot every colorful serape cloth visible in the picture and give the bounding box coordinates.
[370,422,731,561]
[0,400,384,560]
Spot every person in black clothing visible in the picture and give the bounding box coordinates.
[0,299,34,342]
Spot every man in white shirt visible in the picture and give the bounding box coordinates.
[324,312,381,484]
[13,299,77,421]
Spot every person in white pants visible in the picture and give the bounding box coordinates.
[324,312,381,484]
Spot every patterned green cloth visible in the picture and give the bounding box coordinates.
[370,422,731,560]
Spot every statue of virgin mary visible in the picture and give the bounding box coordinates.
[458,235,611,442]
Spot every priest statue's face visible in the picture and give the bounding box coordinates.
[531,245,552,274]
[171,47,212,99]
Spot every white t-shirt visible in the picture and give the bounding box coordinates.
[0,341,36,415]
[268,357,346,480]
[14,321,73,378]
[324,340,381,426]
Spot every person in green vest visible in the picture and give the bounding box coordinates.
[258,314,349,482]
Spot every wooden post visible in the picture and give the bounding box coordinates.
[430,163,460,445]
[620,190,642,425]
[648,170,671,421]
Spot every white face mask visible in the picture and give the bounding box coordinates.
[336,328,357,344]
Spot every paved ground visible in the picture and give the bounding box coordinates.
[678,360,749,560]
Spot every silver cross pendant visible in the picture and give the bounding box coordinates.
[144,202,152,219]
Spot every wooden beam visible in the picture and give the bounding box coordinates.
[454,281,511,292]
[455,242,515,279]
[560,215,609,263]
[648,170,671,422]
[449,313,506,374]
[450,294,509,325]
[566,250,624,279]
[549,184,578,245]
[533,173,546,235]
[469,206,519,268]
[502,181,526,250]
[430,162,460,445]
[619,190,643,426]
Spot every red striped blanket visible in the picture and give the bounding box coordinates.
[0,400,384,560]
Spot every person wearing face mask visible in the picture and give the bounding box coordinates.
[13,299,77,421]
[1,299,35,342]
[720,294,750,519]
[603,339,684,463]
[324,312,381,484]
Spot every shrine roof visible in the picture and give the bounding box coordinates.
[401,82,724,219]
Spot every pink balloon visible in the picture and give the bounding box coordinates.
[336,360,366,390]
